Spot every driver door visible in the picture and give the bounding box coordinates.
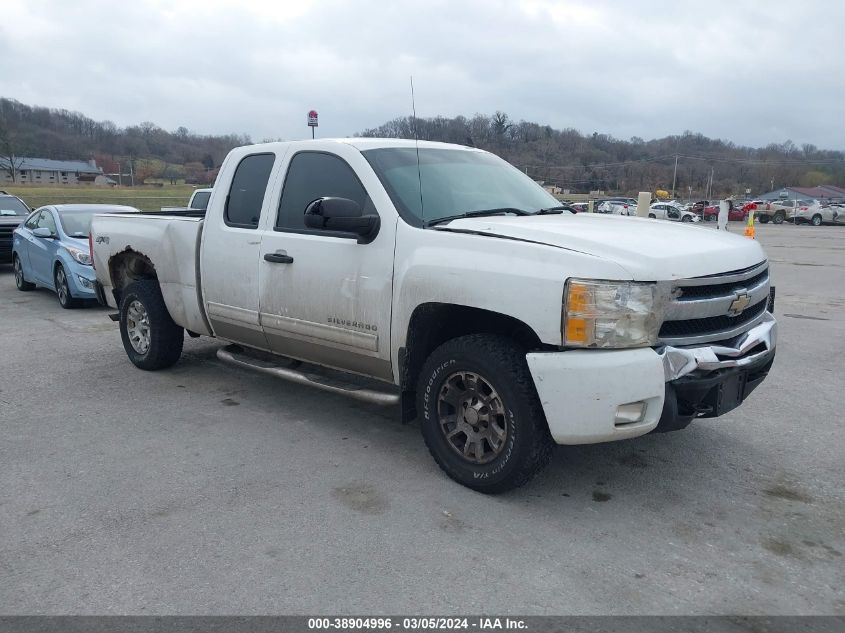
[257,146,395,381]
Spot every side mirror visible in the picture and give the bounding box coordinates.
[304,197,379,244]
[32,227,55,239]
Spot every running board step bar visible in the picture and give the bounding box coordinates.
[216,345,399,406]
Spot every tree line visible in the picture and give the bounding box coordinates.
[0,98,249,184]
[359,112,845,198]
[3,97,843,196]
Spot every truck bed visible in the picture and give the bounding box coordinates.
[91,213,211,336]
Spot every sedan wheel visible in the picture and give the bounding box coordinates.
[14,256,35,291]
[811,214,822,226]
[54,265,79,309]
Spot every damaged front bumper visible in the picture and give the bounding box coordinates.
[654,312,777,432]
[526,312,777,445]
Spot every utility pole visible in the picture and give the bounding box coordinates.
[671,154,678,199]
[129,157,135,187]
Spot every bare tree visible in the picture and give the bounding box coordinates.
[0,121,25,183]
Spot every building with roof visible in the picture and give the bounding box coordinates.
[756,185,845,203]
[0,157,115,185]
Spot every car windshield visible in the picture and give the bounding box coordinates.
[58,210,102,237]
[362,147,560,226]
[0,196,29,216]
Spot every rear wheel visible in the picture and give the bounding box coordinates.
[811,214,822,226]
[13,255,35,291]
[55,264,80,309]
[119,280,184,370]
[759,215,770,224]
[772,212,785,224]
[417,334,553,494]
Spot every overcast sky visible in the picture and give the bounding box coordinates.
[1,0,842,149]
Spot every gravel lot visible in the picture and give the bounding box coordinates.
[1,223,843,615]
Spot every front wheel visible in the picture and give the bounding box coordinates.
[681,215,692,222]
[417,334,553,493]
[648,213,656,219]
[55,264,80,309]
[811,214,822,226]
[759,215,770,224]
[119,279,184,370]
[13,255,35,291]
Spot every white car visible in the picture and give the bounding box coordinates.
[788,200,845,226]
[90,138,775,493]
[598,200,637,216]
[649,202,700,223]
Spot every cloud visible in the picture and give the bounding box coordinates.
[0,0,842,148]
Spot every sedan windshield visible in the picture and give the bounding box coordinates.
[58,210,101,238]
[0,196,29,216]
[362,147,560,226]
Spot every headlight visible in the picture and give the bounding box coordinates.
[65,245,92,266]
[563,279,659,348]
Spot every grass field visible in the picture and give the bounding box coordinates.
[2,184,197,212]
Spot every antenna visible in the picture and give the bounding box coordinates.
[410,76,424,219]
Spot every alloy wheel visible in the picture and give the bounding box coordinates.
[437,370,508,464]
[56,267,69,305]
[126,299,151,354]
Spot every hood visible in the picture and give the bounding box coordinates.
[435,213,767,280]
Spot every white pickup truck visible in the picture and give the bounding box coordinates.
[90,139,777,493]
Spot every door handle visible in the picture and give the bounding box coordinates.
[264,251,294,264]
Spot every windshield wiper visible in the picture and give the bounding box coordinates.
[534,206,574,215]
[425,207,530,227]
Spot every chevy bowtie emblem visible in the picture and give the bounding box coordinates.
[728,291,751,316]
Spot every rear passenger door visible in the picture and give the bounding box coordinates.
[257,146,395,381]
[201,151,281,350]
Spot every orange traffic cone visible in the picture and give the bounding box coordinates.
[744,212,755,239]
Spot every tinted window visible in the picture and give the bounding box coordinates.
[276,152,370,230]
[24,211,41,229]
[190,191,211,210]
[37,210,57,234]
[225,153,275,228]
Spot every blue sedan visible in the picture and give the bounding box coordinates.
[13,204,139,308]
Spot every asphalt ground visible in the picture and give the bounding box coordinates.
[0,222,843,615]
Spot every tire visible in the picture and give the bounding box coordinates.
[13,255,35,291]
[54,264,81,309]
[772,212,784,225]
[759,216,770,224]
[119,279,184,370]
[417,334,553,494]
[648,213,656,219]
[811,214,822,226]
[681,215,692,222]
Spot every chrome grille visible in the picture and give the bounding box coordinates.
[659,261,770,346]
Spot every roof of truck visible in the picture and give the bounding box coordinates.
[245,138,483,152]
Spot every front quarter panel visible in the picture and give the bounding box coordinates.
[390,220,633,382]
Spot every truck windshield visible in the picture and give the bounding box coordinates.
[0,196,29,216]
[362,147,559,227]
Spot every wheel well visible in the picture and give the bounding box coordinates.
[108,249,157,305]
[398,303,547,422]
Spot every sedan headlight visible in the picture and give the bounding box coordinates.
[563,279,659,348]
[65,245,92,266]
